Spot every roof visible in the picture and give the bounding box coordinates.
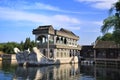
[94,40,119,49]
[33,25,79,40]
[37,25,53,30]
[55,28,79,40]
[60,28,77,37]
[32,25,54,34]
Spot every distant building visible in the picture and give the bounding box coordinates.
[32,25,81,62]
[80,45,94,60]
[94,40,120,65]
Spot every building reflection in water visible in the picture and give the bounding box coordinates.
[13,64,80,80]
[80,64,95,78]
[1,61,120,80]
[95,65,120,80]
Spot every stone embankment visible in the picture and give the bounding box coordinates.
[0,54,17,64]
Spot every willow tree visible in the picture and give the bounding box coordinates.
[101,0,120,44]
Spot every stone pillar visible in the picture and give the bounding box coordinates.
[59,37,61,44]
[94,49,96,64]
[47,35,50,58]
[54,36,57,44]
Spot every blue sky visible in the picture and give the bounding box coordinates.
[0,0,117,45]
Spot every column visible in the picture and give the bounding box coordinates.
[94,49,96,64]
[47,35,50,58]
[54,36,57,44]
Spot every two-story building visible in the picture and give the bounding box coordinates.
[32,25,81,63]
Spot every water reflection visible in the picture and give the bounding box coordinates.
[80,64,95,78]
[0,61,120,80]
[95,65,120,80]
[13,64,80,80]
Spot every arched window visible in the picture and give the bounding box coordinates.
[56,37,59,43]
[37,36,42,43]
[70,50,72,57]
[61,37,63,43]
[37,35,46,44]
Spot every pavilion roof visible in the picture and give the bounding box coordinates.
[94,40,120,49]
[33,25,79,40]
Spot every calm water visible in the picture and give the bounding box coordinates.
[0,60,120,80]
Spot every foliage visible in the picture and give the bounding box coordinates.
[101,33,113,41]
[23,37,37,51]
[23,38,31,50]
[113,30,120,43]
[2,42,19,54]
[101,0,120,44]
[0,38,37,54]
[96,33,114,41]
[101,16,119,33]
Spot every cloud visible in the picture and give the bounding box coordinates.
[0,0,60,11]
[79,20,102,32]
[92,21,103,26]
[0,0,102,14]
[17,2,62,12]
[81,20,103,26]
[0,7,81,30]
[76,0,118,9]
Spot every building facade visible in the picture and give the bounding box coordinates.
[80,45,94,60]
[32,25,81,61]
[94,40,120,65]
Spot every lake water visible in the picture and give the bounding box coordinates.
[0,60,120,80]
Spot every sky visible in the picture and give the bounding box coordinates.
[0,0,118,45]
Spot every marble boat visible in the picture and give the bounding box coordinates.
[14,25,81,66]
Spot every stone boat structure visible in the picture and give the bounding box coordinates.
[14,25,81,66]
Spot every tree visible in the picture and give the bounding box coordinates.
[101,0,120,44]
[101,33,113,41]
[113,30,120,43]
[23,37,37,51]
[96,33,113,41]
[2,42,19,54]
[0,38,37,54]
[23,37,31,50]
[20,41,24,51]
[96,36,102,41]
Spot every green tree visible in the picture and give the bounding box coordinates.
[96,33,113,41]
[96,36,102,41]
[0,38,37,54]
[0,43,4,51]
[101,0,120,43]
[23,37,37,51]
[101,33,113,41]
[31,40,37,47]
[23,37,31,50]
[2,42,19,54]
[113,30,120,43]
[19,41,24,51]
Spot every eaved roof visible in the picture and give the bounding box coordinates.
[56,28,79,40]
[94,40,119,49]
[37,25,53,29]
[33,25,79,40]
[33,25,55,34]
[60,28,77,37]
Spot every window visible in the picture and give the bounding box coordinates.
[43,49,46,56]
[61,52,63,57]
[64,38,67,44]
[56,37,59,43]
[57,52,59,57]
